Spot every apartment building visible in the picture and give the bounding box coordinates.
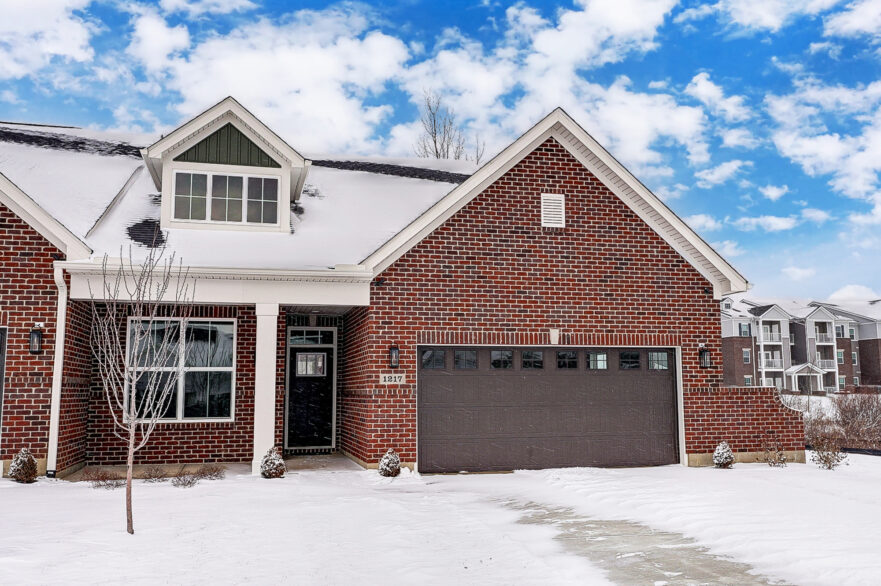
[721,296,881,393]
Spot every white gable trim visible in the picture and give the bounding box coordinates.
[805,306,837,322]
[0,173,92,259]
[755,305,792,321]
[360,108,749,298]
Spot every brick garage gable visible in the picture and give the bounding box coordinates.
[340,137,788,466]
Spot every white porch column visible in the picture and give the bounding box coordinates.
[252,303,279,474]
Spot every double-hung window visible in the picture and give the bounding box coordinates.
[837,350,844,364]
[852,352,858,365]
[173,171,279,225]
[742,349,750,364]
[739,323,750,337]
[128,319,235,421]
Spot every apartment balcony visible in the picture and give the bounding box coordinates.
[817,359,837,369]
[824,386,837,394]
[763,359,784,369]
[816,333,834,344]
[761,333,783,343]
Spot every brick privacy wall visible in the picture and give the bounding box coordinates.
[339,137,784,465]
[859,338,881,386]
[683,386,804,453]
[722,336,756,386]
[86,305,257,465]
[0,202,62,462]
[55,298,92,471]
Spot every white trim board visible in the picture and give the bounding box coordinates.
[360,108,749,299]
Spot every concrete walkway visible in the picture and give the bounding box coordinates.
[511,502,786,585]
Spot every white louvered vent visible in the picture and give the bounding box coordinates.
[540,193,565,227]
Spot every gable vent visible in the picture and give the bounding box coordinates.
[540,193,565,227]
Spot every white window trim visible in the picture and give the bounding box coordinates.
[172,169,281,227]
[540,193,566,228]
[125,317,237,423]
[742,348,750,364]
[852,352,858,365]
[854,377,860,386]
[838,376,846,390]
[744,375,753,386]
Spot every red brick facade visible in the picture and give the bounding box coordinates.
[339,137,803,464]
[722,336,757,387]
[0,202,62,465]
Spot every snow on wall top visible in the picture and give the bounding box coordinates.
[0,122,467,269]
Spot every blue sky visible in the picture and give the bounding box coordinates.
[2,0,881,301]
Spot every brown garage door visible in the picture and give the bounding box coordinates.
[417,347,678,473]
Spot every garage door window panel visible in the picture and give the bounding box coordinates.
[556,350,578,369]
[421,349,446,370]
[454,349,478,370]
[587,351,608,370]
[648,351,669,370]
[619,351,641,370]
[521,350,544,369]
[490,350,513,369]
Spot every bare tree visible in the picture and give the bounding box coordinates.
[415,90,466,160]
[471,133,486,166]
[90,245,193,535]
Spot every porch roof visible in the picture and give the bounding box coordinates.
[784,363,825,376]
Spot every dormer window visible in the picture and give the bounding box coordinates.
[172,171,278,225]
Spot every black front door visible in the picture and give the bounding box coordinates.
[287,347,334,448]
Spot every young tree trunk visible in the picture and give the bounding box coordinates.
[126,426,135,535]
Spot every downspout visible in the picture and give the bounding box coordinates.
[45,264,67,478]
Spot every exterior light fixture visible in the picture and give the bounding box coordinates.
[29,323,44,354]
[699,347,712,369]
[389,345,400,369]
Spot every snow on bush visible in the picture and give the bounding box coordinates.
[9,448,38,483]
[260,448,286,479]
[809,434,848,470]
[378,449,401,478]
[761,432,788,468]
[713,441,735,469]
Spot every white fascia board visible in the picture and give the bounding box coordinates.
[361,108,749,298]
[143,97,306,167]
[0,173,92,260]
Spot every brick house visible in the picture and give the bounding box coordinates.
[0,98,804,477]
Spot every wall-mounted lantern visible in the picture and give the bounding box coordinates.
[29,323,44,355]
[388,345,400,369]
[699,347,712,369]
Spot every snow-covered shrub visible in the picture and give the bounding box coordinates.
[194,463,225,480]
[832,393,881,449]
[142,464,168,483]
[8,448,38,483]
[378,449,401,478]
[713,441,735,469]
[82,468,125,489]
[171,469,200,488]
[761,433,787,468]
[261,448,286,479]
[808,434,848,470]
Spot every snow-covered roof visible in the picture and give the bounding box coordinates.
[0,121,466,269]
[814,300,881,321]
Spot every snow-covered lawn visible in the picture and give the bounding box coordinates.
[2,454,881,585]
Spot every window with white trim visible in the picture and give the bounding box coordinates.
[128,319,235,420]
[849,327,856,340]
[739,323,750,337]
[173,171,279,225]
[852,352,858,365]
[835,324,845,338]
[837,349,844,364]
[742,348,750,364]
[744,375,753,386]
[838,376,846,390]
[854,377,860,386]
[540,193,565,227]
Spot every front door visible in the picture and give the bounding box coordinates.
[286,328,335,449]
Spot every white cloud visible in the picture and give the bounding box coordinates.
[829,284,880,301]
[159,0,256,17]
[694,159,752,188]
[674,4,717,24]
[759,184,789,201]
[720,127,760,149]
[0,90,21,104]
[685,213,723,231]
[733,215,799,231]
[654,182,689,200]
[126,9,190,74]
[711,0,844,33]
[824,0,881,39]
[685,72,751,122]
[648,80,668,89]
[782,266,816,280]
[712,239,745,257]
[0,0,95,80]
[808,41,842,58]
[802,207,833,223]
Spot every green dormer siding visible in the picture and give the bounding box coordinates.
[174,123,281,168]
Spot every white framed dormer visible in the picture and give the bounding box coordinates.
[143,97,309,235]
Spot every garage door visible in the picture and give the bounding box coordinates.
[417,347,678,473]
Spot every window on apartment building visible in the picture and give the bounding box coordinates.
[556,350,578,369]
[648,351,669,370]
[173,171,279,225]
[855,377,860,386]
[739,323,750,337]
[127,319,235,421]
[838,376,846,390]
[744,375,753,386]
[835,325,845,338]
[849,327,856,340]
[521,350,544,369]
[619,351,640,370]
[852,352,858,365]
[837,350,844,364]
[586,351,607,370]
[742,349,750,364]
[724,302,732,310]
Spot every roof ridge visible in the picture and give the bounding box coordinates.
[0,126,142,158]
[311,159,469,184]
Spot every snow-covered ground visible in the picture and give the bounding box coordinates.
[2,455,881,585]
